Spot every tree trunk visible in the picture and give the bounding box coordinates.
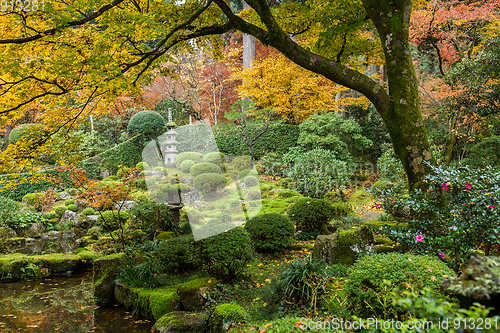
[242,2,256,69]
[361,0,435,191]
[217,0,435,190]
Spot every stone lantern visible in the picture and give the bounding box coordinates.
[163,108,179,166]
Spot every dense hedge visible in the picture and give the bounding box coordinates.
[214,123,299,160]
[79,134,149,178]
[0,170,60,201]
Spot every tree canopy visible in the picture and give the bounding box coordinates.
[0,0,483,189]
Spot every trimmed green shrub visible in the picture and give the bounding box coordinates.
[345,253,456,317]
[243,176,259,188]
[175,152,204,169]
[65,199,75,206]
[238,169,258,179]
[54,206,67,218]
[191,227,253,282]
[193,173,226,195]
[276,189,302,199]
[230,155,251,172]
[330,202,354,218]
[190,163,221,178]
[245,213,294,253]
[323,191,345,204]
[81,207,96,216]
[209,303,247,333]
[133,178,147,190]
[117,167,131,178]
[78,134,149,177]
[151,235,196,273]
[203,152,225,167]
[103,175,119,181]
[214,123,299,160]
[66,204,78,212]
[180,221,192,234]
[180,160,195,173]
[288,198,334,232]
[22,193,45,211]
[136,162,149,171]
[127,110,165,139]
[244,189,261,201]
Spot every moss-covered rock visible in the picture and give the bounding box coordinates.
[441,252,500,315]
[93,253,125,306]
[312,225,374,265]
[153,311,208,333]
[0,226,17,238]
[32,253,81,273]
[156,231,175,241]
[209,303,247,333]
[115,283,181,320]
[176,277,218,312]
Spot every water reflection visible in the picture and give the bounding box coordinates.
[0,271,152,333]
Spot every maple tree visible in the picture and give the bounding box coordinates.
[0,0,471,190]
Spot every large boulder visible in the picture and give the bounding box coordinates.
[176,277,218,312]
[0,226,17,238]
[153,311,208,333]
[56,192,72,201]
[93,253,125,306]
[441,252,500,315]
[114,201,135,211]
[58,211,81,228]
[312,225,374,265]
[24,222,46,238]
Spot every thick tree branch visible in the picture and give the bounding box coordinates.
[0,0,126,44]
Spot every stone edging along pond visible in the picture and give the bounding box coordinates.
[0,251,244,332]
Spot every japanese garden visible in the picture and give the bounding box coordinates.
[0,0,500,332]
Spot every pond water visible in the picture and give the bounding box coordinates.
[0,270,153,333]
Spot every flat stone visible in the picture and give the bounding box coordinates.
[58,211,81,228]
[114,201,135,210]
[56,192,72,201]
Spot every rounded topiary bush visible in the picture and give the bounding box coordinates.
[136,162,149,171]
[96,210,130,231]
[245,213,294,253]
[53,206,67,218]
[243,176,259,188]
[175,152,204,169]
[191,227,253,281]
[190,163,221,178]
[151,235,196,273]
[288,198,334,232]
[66,204,78,212]
[22,193,45,211]
[231,155,251,171]
[65,199,75,206]
[239,168,258,179]
[330,202,354,218]
[323,191,344,204]
[193,173,226,195]
[127,110,165,139]
[345,252,457,317]
[81,207,96,216]
[203,152,225,167]
[209,303,247,332]
[180,160,195,173]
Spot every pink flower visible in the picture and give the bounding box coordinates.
[441,183,449,189]
[375,204,381,209]
[406,233,409,236]
[465,182,472,189]
[463,203,466,206]
[438,252,445,260]
[490,205,496,209]
[415,235,424,242]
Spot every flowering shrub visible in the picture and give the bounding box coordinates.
[374,163,500,271]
